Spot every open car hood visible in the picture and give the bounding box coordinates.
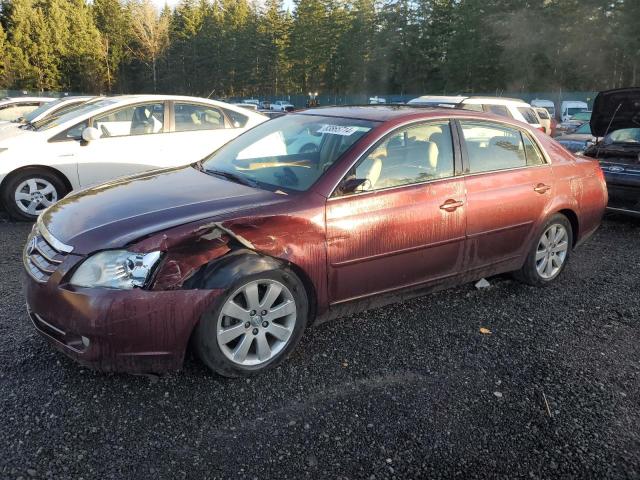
[590,88,640,137]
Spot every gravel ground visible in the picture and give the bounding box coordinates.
[1,216,639,480]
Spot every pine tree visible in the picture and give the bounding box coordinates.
[93,0,130,92]
[128,0,170,92]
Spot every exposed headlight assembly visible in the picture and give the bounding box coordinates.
[70,250,162,289]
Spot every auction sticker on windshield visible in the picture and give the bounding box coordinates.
[317,125,362,136]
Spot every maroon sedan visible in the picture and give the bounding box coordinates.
[23,106,607,376]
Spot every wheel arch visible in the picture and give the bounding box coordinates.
[184,249,318,321]
[557,208,579,247]
[0,164,73,197]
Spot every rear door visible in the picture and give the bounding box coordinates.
[163,102,251,161]
[457,119,554,273]
[326,120,467,304]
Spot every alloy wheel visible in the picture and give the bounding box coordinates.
[535,224,569,279]
[14,178,58,216]
[216,279,297,366]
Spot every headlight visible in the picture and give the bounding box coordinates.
[70,250,162,289]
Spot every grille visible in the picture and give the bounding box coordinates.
[23,227,68,283]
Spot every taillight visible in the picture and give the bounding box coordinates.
[537,126,546,133]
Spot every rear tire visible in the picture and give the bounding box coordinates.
[194,267,308,377]
[515,213,573,286]
[2,168,67,222]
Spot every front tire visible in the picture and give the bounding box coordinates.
[515,213,573,286]
[2,168,67,222]
[194,268,308,377]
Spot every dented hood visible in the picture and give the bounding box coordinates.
[590,88,640,137]
[41,165,286,254]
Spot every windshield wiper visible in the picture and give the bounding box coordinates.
[203,168,257,187]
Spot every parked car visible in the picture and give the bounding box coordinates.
[556,122,595,153]
[270,100,294,112]
[408,96,544,131]
[534,107,552,135]
[23,106,607,376]
[531,99,556,118]
[368,96,387,104]
[0,97,54,122]
[234,102,258,111]
[0,95,266,221]
[556,110,592,136]
[583,88,640,216]
[0,96,99,130]
[560,100,588,122]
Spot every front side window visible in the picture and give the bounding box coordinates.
[200,114,376,192]
[461,121,527,173]
[517,107,540,124]
[174,103,225,132]
[340,121,455,194]
[93,103,165,137]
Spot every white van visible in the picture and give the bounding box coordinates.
[560,101,588,122]
[531,99,556,118]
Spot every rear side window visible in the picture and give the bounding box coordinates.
[460,103,483,112]
[460,121,526,173]
[484,104,511,118]
[174,103,225,132]
[221,107,249,128]
[536,109,549,120]
[517,107,539,124]
[522,134,546,166]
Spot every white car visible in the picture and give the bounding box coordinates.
[270,100,294,112]
[407,95,543,131]
[0,96,99,130]
[0,95,267,220]
[531,99,556,118]
[0,97,55,122]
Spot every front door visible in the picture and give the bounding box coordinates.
[326,120,467,305]
[457,119,554,272]
[76,102,169,187]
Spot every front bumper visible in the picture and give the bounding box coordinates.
[24,264,224,373]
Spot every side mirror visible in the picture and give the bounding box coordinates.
[339,177,370,195]
[81,126,101,142]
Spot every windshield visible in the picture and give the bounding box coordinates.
[575,123,592,134]
[567,107,586,117]
[34,99,116,131]
[571,111,591,121]
[200,114,377,191]
[604,128,640,145]
[22,98,65,122]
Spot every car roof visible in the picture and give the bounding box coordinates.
[295,105,531,124]
[0,96,56,105]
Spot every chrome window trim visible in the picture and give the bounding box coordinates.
[328,116,459,198]
[328,114,551,199]
[37,216,73,253]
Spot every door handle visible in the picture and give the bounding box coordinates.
[439,199,464,212]
[533,183,551,194]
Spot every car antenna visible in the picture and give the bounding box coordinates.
[596,102,623,157]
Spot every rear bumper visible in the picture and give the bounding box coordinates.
[24,272,224,373]
[603,171,640,215]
